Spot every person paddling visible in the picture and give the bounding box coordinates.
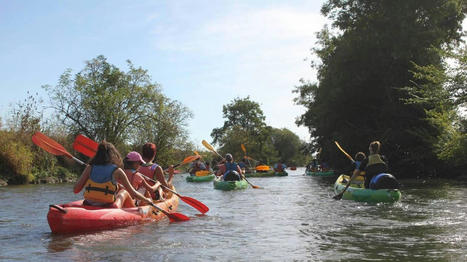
[123,151,161,205]
[274,162,286,172]
[216,153,243,181]
[138,143,174,200]
[74,141,152,208]
[355,141,388,188]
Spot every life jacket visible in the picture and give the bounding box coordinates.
[223,162,240,181]
[139,163,159,181]
[83,164,118,204]
[365,154,387,175]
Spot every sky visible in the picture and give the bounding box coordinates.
[0,1,329,144]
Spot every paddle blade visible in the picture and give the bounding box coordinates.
[241,144,246,154]
[180,196,209,214]
[167,212,190,222]
[202,140,215,152]
[73,134,98,158]
[194,150,199,155]
[181,155,200,165]
[32,132,71,158]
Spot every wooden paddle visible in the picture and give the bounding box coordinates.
[333,141,355,200]
[202,140,261,189]
[72,134,205,213]
[32,132,190,222]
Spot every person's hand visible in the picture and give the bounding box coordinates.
[168,165,174,173]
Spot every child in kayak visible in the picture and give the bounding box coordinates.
[123,151,161,206]
[74,141,153,208]
[138,143,174,200]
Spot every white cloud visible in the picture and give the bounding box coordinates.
[151,6,327,141]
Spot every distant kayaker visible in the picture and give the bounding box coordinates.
[353,141,388,188]
[123,151,161,205]
[139,143,174,200]
[74,141,153,208]
[189,159,207,175]
[274,162,286,172]
[216,153,243,181]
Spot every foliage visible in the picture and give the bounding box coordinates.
[210,97,308,166]
[294,0,466,177]
[44,55,193,167]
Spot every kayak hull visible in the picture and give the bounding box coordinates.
[245,171,287,177]
[213,177,248,190]
[47,190,179,234]
[186,174,215,182]
[334,175,401,203]
[306,170,335,177]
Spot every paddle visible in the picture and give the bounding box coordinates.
[140,173,209,214]
[73,134,198,169]
[148,202,190,222]
[333,141,355,200]
[33,132,190,222]
[73,135,205,213]
[202,140,261,189]
[32,132,85,165]
[241,143,254,169]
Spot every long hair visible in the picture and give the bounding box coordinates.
[89,141,123,168]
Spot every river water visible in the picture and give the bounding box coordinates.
[0,168,466,261]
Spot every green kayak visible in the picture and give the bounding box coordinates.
[305,170,335,177]
[245,171,274,177]
[186,174,215,182]
[274,171,288,176]
[334,175,401,203]
[213,177,248,190]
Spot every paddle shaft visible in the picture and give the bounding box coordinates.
[333,141,355,200]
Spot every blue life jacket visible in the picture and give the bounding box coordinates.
[223,162,239,177]
[90,164,117,183]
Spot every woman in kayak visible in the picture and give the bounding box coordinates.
[216,153,243,181]
[353,141,388,188]
[274,162,286,172]
[139,143,174,200]
[74,141,153,208]
[123,151,161,206]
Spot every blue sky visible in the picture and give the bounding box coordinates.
[0,1,328,144]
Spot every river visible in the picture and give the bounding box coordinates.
[0,168,466,261]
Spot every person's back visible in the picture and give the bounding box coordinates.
[219,154,242,181]
[358,141,388,188]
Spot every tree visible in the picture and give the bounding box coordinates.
[210,97,275,163]
[270,128,308,166]
[294,0,466,177]
[44,55,163,147]
[44,56,192,156]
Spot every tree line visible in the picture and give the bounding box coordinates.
[0,57,308,185]
[294,0,467,178]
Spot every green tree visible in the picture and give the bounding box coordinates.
[295,0,466,177]
[210,97,275,163]
[270,128,308,166]
[44,55,192,162]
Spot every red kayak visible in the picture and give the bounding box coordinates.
[47,190,179,234]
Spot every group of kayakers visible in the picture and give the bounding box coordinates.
[74,141,174,208]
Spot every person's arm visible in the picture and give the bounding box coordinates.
[114,169,152,204]
[166,165,174,186]
[74,165,91,194]
[216,165,225,176]
[139,173,161,193]
[154,166,169,188]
